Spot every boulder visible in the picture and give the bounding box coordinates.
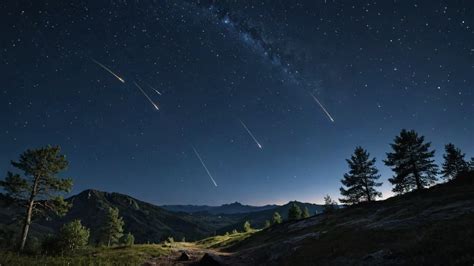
[199,253,221,266]
[178,251,190,261]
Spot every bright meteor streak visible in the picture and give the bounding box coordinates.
[309,92,335,123]
[239,120,263,149]
[144,82,162,95]
[91,58,125,83]
[133,82,160,111]
[192,146,218,187]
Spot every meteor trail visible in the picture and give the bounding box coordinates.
[192,146,218,187]
[309,92,335,123]
[91,58,125,83]
[133,82,160,111]
[239,120,263,149]
[144,82,162,95]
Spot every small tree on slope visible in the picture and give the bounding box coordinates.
[441,143,469,180]
[288,203,302,220]
[101,207,124,247]
[340,146,382,204]
[384,129,438,194]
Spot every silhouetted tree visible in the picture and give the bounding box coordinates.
[340,147,382,204]
[323,195,337,213]
[58,220,90,252]
[101,207,124,246]
[302,206,310,218]
[272,211,282,224]
[0,146,72,251]
[288,203,302,220]
[441,143,469,180]
[384,129,438,194]
[470,158,474,171]
[243,220,252,232]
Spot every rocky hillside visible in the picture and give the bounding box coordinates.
[211,172,474,265]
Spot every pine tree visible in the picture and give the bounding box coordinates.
[272,211,282,224]
[58,220,90,252]
[288,203,302,220]
[323,195,337,213]
[471,158,474,171]
[302,206,310,218]
[441,143,469,180]
[384,129,438,194]
[101,207,124,247]
[0,146,72,251]
[340,147,382,204]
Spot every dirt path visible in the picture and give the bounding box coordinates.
[143,244,248,266]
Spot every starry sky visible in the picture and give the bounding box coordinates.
[1,0,473,205]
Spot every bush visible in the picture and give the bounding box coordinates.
[58,220,90,252]
[243,221,252,232]
[121,232,135,247]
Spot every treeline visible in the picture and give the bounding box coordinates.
[338,129,473,205]
[0,146,134,254]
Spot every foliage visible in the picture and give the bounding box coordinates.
[0,146,72,251]
[384,129,438,194]
[100,207,124,247]
[340,146,382,204]
[288,203,302,220]
[302,207,310,218]
[58,220,90,252]
[272,211,282,224]
[323,195,337,213]
[232,229,238,234]
[441,143,469,180]
[0,244,169,266]
[243,221,252,232]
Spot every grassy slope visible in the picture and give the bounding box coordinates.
[0,244,169,266]
[224,176,474,265]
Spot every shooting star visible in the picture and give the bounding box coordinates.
[144,82,162,95]
[239,120,263,149]
[133,82,160,111]
[91,58,125,83]
[309,92,335,123]
[192,146,218,187]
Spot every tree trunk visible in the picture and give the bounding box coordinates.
[19,176,40,251]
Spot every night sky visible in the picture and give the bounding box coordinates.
[1,0,473,205]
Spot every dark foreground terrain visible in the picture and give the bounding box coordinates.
[1,173,473,265]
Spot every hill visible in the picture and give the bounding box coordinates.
[0,189,242,244]
[0,189,320,245]
[213,173,474,265]
[161,202,278,215]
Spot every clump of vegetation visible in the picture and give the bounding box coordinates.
[58,220,90,252]
[272,212,282,224]
[243,221,252,232]
[288,203,302,220]
[121,232,135,247]
[302,206,310,218]
[323,195,337,213]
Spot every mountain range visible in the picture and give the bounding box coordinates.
[0,189,323,244]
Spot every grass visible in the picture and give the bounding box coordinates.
[195,230,258,249]
[0,244,169,266]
